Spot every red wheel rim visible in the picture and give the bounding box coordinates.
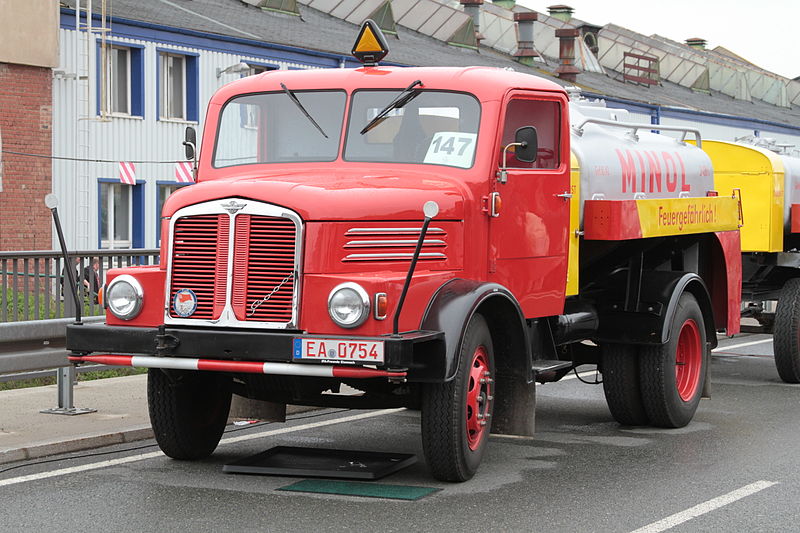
[675,319,702,402]
[466,346,492,451]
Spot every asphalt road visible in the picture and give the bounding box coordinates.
[1,333,797,533]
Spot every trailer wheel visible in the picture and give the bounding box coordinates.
[601,344,649,426]
[773,278,800,383]
[421,314,494,482]
[148,369,232,460]
[639,292,706,428]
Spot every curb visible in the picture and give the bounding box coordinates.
[0,426,154,466]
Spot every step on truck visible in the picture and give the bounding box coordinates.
[701,139,800,382]
[67,21,742,481]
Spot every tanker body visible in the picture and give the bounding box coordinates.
[701,139,800,382]
[66,21,743,481]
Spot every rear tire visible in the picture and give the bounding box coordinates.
[639,293,707,428]
[421,314,495,482]
[773,278,800,383]
[148,369,233,460]
[601,344,649,426]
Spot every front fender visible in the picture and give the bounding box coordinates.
[420,278,528,382]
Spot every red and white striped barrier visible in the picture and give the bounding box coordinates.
[175,161,194,183]
[119,162,136,185]
[68,354,406,379]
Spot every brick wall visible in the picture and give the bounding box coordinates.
[0,62,53,252]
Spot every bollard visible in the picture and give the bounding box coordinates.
[40,365,97,415]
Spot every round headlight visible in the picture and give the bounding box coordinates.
[328,282,370,328]
[106,275,144,320]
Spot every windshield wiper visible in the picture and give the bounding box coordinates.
[360,80,423,135]
[280,82,328,138]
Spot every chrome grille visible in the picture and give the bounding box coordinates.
[166,199,301,328]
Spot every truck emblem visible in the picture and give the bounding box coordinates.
[220,200,247,214]
[173,289,198,317]
[248,272,294,316]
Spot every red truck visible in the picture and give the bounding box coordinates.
[68,22,742,481]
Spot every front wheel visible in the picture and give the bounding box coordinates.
[421,314,495,482]
[639,293,707,428]
[148,369,233,460]
[773,278,800,383]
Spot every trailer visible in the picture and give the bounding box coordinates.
[701,139,800,382]
[67,21,742,481]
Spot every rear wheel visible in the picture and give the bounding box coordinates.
[148,369,233,460]
[601,344,649,426]
[773,278,800,383]
[421,314,494,482]
[639,293,707,428]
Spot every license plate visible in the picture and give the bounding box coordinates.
[293,338,384,363]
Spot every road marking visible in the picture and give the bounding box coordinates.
[0,408,403,489]
[712,338,772,353]
[628,480,778,533]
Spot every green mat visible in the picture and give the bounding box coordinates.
[277,479,440,500]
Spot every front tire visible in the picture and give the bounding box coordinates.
[148,369,233,460]
[421,314,495,482]
[639,293,707,428]
[773,278,800,383]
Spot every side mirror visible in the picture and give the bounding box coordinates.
[514,126,538,162]
[183,126,197,160]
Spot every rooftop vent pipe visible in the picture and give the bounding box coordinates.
[555,28,580,82]
[461,0,484,42]
[547,4,574,22]
[513,12,540,66]
[685,37,707,50]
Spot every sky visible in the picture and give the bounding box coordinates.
[517,0,799,79]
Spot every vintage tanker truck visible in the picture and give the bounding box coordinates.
[699,139,800,382]
[67,22,742,481]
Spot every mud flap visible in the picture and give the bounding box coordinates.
[491,372,536,437]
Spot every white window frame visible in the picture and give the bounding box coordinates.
[100,182,133,249]
[107,46,132,116]
[160,52,187,120]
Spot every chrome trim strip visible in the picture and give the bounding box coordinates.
[343,252,447,261]
[344,239,446,247]
[345,227,445,235]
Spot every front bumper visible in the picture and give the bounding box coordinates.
[66,323,446,380]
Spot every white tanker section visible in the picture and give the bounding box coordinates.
[782,153,800,229]
[568,101,715,226]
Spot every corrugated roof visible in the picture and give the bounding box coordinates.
[62,0,800,129]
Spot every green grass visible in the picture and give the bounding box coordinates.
[3,287,103,321]
[0,367,147,391]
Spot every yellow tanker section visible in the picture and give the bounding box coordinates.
[701,140,786,252]
[567,151,580,296]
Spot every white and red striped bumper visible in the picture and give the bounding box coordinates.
[68,354,407,379]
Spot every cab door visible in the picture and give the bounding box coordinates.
[488,92,571,318]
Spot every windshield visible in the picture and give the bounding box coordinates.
[345,90,481,168]
[213,90,345,168]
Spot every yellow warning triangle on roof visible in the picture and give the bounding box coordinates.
[352,19,389,66]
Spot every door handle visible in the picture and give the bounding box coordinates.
[555,192,573,200]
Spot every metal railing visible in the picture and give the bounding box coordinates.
[1,249,159,323]
[0,249,158,413]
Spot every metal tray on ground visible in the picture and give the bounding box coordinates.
[222,446,417,480]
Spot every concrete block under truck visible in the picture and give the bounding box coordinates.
[67,21,742,481]
[700,138,800,382]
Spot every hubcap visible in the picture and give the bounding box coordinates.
[466,346,492,451]
[675,319,702,402]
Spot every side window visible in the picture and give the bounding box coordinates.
[158,51,199,121]
[500,99,560,169]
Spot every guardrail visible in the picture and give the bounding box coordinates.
[1,248,158,413]
[1,249,159,323]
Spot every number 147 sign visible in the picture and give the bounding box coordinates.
[424,132,477,168]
